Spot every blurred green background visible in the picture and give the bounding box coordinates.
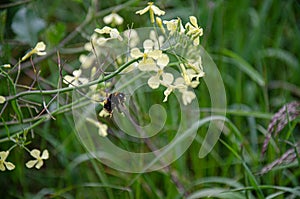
[0,0,300,198]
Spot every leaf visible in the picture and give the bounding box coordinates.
[45,22,66,46]
[12,7,46,45]
[221,49,265,86]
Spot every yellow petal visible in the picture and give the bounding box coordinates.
[5,162,15,170]
[0,151,9,160]
[151,5,165,16]
[135,6,150,15]
[26,160,38,168]
[35,160,44,169]
[193,37,200,46]
[0,163,5,171]
[189,16,198,27]
[30,149,41,159]
[35,42,46,51]
[41,150,49,160]
[0,96,6,104]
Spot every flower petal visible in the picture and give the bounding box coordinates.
[182,90,196,105]
[26,160,38,168]
[157,54,169,67]
[189,16,198,27]
[135,6,150,15]
[148,75,160,89]
[103,14,113,24]
[63,75,75,85]
[98,123,108,137]
[0,151,8,160]
[5,162,15,170]
[163,87,173,102]
[138,58,157,71]
[35,160,44,169]
[30,149,41,159]
[130,48,143,58]
[41,150,49,160]
[35,42,46,51]
[0,96,5,104]
[143,39,154,51]
[162,73,174,85]
[95,26,112,34]
[0,163,5,171]
[73,69,82,78]
[147,50,162,60]
[151,5,165,16]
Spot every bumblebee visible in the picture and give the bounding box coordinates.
[99,92,126,117]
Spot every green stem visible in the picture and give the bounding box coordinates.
[5,58,141,102]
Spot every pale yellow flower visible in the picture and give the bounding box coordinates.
[174,77,196,105]
[103,12,124,25]
[136,2,165,23]
[124,29,140,48]
[0,151,15,171]
[162,77,196,105]
[21,42,46,61]
[180,63,205,88]
[26,149,49,169]
[63,69,89,87]
[163,18,185,35]
[130,39,163,71]
[86,118,108,137]
[185,16,203,46]
[94,26,123,41]
[147,54,173,89]
[0,96,6,104]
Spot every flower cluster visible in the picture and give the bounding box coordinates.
[67,1,205,141]
[0,149,49,171]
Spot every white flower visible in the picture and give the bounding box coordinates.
[94,26,123,41]
[136,2,165,23]
[0,151,15,171]
[185,16,203,46]
[26,149,49,169]
[63,69,89,87]
[21,41,47,61]
[103,12,124,25]
[86,118,108,137]
[163,18,185,35]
